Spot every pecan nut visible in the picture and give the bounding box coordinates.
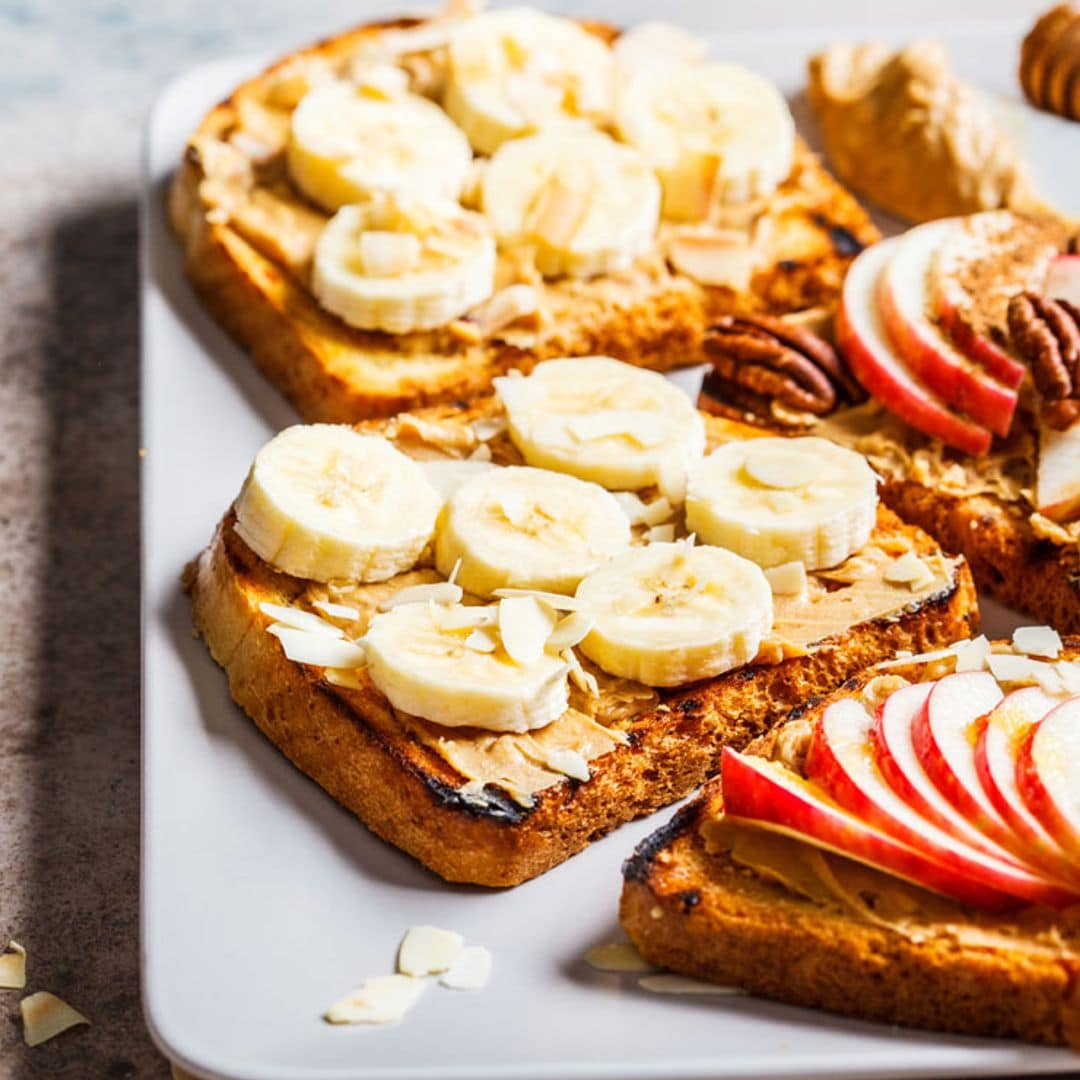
[702,313,863,420]
[1007,291,1080,427]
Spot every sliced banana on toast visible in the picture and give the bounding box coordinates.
[494,357,705,491]
[312,194,496,333]
[435,465,632,597]
[575,541,774,687]
[616,62,796,221]
[482,130,660,278]
[685,436,878,570]
[288,82,473,211]
[234,425,442,583]
[443,6,616,154]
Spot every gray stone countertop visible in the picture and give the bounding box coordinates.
[0,1,1070,1078]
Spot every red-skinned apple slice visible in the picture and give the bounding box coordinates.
[805,697,1076,907]
[873,682,1025,862]
[879,219,1018,435]
[974,687,1080,885]
[1017,696,1080,858]
[718,747,1018,911]
[1047,253,1080,306]
[836,240,993,456]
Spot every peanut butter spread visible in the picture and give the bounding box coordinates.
[275,404,956,804]
[807,40,1039,223]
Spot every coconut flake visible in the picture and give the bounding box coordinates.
[20,992,89,1046]
[953,634,991,673]
[499,597,554,665]
[440,945,492,990]
[379,582,463,610]
[268,625,367,668]
[398,926,464,977]
[1012,625,1063,660]
[0,941,26,989]
[259,602,344,637]
[312,599,361,621]
[325,975,426,1025]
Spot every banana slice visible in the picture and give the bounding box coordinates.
[494,357,706,491]
[482,130,660,278]
[288,82,473,211]
[574,541,773,686]
[615,63,795,221]
[363,601,569,732]
[234,425,443,583]
[434,465,632,597]
[312,194,496,333]
[684,437,878,570]
[443,6,616,154]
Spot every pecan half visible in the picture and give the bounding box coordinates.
[701,313,863,421]
[1007,292,1080,427]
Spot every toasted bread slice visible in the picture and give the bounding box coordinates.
[621,655,1080,1049]
[168,14,878,423]
[185,400,977,886]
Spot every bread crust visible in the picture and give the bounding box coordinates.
[168,15,878,423]
[620,657,1080,1048]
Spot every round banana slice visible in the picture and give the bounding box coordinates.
[494,357,706,491]
[443,6,616,154]
[575,542,773,687]
[615,63,796,221]
[234,425,442,583]
[363,602,569,732]
[288,82,473,211]
[482,130,660,278]
[684,437,878,571]
[434,465,632,597]
[312,194,496,334]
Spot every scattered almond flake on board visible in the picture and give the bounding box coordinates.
[546,611,595,651]
[312,599,361,621]
[268,625,368,669]
[325,668,366,690]
[499,597,554,665]
[440,945,493,991]
[259,602,344,638]
[465,628,498,653]
[20,992,89,1046]
[585,942,655,974]
[764,561,807,597]
[647,523,676,543]
[325,975,427,1025]
[638,974,742,996]
[953,634,991,673]
[492,588,584,611]
[1012,625,1063,660]
[0,941,26,989]
[398,926,464,977]
[379,582,463,610]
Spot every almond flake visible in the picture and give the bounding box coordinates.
[259,602,344,638]
[1056,660,1080,694]
[20,992,89,1046]
[563,649,600,697]
[883,552,934,590]
[325,668,366,690]
[546,611,595,651]
[987,653,1061,688]
[638,974,742,996]
[542,747,591,782]
[613,491,648,524]
[468,442,493,462]
[398,926,464,977]
[639,496,674,527]
[268,625,367,669]
[1012,625,1063,660]
[647,523,676,543]
[440,945,492,991]
[666,229,756,289]
[492,588,584,611]
[471,417,507,442]
[0,941,26,989]
[312,599,361,621]
[446,558,463,586]
[434,604,498,631]
[585,942,655,973]
[764,561,807,597]
[465,628,498,653]
[379,582,463,610]
[467,284,541,338]
[498,597,554,665]
[325,975,426,1025]
[953,634,991,673]
[873,645,960,670]
[498,490,529,527]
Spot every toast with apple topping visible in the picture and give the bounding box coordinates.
[186,358,976,885]
[168,6,877,423]
[621,634,1080,1047]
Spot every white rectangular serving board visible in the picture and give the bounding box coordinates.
[141,18,1080,1080]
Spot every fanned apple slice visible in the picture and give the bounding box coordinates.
[1037,417,1080,524]
[718,747,1018,911]
[879,219,1018,436]
[1018,696,1080,858]
[836,240,993,456]
[873,682,1024,862]
[805,697,1076,907]
[975,687,1080,885]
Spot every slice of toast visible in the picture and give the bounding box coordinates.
[185,400,978,887]
[620,654,1080,1048]
[169,13,878,423]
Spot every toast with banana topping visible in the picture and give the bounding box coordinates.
[169,5,877,423]
[186,357,977,885]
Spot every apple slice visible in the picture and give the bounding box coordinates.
[1036,417,1080,523]
[805,697,1075,907]
[873,682,1024,862]
[1017,696,1080,858]
[836,240,993,456]
[1047,253,1080,306]
[718,747,1018,911]
[879,219,1018,435]
[974,687,1080,885]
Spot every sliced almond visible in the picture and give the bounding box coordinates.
[492,588,584,611]
[584,942,655,973]
[467,284,542,338]
[666,229,756,290]
[540,747,591,781]
[471,416,508,443]
[764,561,807,597]
[563,648,600,697]
[312,599,361,621]
[398,926,464,977]
[646,523,676,543]
[638,974,742,995]
[468,442,493,462]
[440,945,493,990]
[497,490,529,527]
[882,551,935,590]
[613,491,648,524]
[20,992,89,1047]
[498,597,555,665]
[638,496,674,528]
[379,582,463,610]
[0,941,26,989]
[325,974,426,1025]
[433,604,498,631]
[546,611,596,651]
[464,628,498,653]
[267,625,368,668]
[259,602,344,638]
[325,668,366,690]
[1012,625,1063,660]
